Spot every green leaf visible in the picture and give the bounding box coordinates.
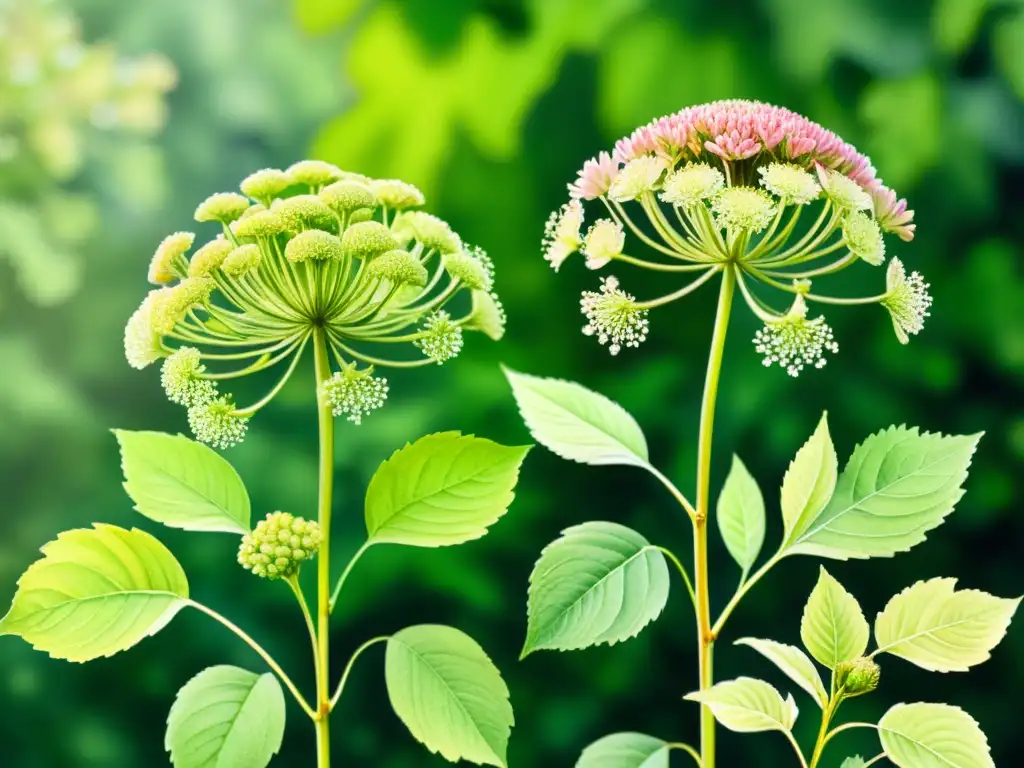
[523,521,669,655]
[503,368,648,468]
[717,455,765,576]
[879,703,994,768]
[365,432,529,547]
[115,430,251,534]
[735,637,828,709]
[874,578,1020,672]
[800,567,869,669]
[784,426,981,560]
[684,677,798,733]
[165,665,285,768]
[575,732,671,768]
[385,624,513,767]
[0,524,189,662]
[781,414,837,545]
[840,758,866,768]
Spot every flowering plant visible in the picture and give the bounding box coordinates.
[511,100,1016,768]
[2,160,525,768]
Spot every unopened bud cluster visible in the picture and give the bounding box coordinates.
[238,512,322,580]
[835,657,881,697]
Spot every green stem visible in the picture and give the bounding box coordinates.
[667,742,704,766]
[711,551,783,636]
[785,731,811,768]
[328,541,372,612]
[313,327,335,768]
[286,575,320,694]
[329,635,390,709]
[655,546,696,610]
[694,267,736,768]
[808,697,840,768]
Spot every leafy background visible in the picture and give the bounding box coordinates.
[1,0,1022,765]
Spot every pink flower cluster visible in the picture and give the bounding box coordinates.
[569,99,914,241]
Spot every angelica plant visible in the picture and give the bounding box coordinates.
[510,100,1016,768]
[2,160,525,768]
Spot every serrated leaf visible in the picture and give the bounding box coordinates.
[717,455,765,576]
[165,665,285,768]
[800,567,869,669]
[0,524,189,662]
[781,414,837,545]
[115,430,251,534]
[684,678,798,733]
[879,703,994,768]
[735,637,828,709]
[785,426,981,560]
[385,624,513,767]
[575,732,671,768]
[523,521,669,655]
[365,432,529,547]
[504,368,648,467]
[874,578,1020,672]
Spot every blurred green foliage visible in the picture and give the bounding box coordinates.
[1,0,1022,765]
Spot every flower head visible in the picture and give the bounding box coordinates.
[712,187,777,233]
[221,244,263,277]
[570,151,618,200]
[273,194,338,234]
[753,296,838,376]
[882,257,932,343]
[758,163,820,205]
[465,290,507,341]
[161,347,216,406]
[322,364,389,424]
[580,276,649,355]
[366,250,429,286]
[287,159,343,188]
[581,219,624,270]
[286,230,345,262]
[660,163,725,208]
[187,397,249,449]
[320,181,378,216]
[444,250,493,291]
[415,311,464,363]
[835,658,881,697]
[542,200,584,271]
[842,211,885,266]
[608,155,667,201]
[187,238,235,277]
[369,179,425,209]
[194,192,251,224]
[870,183,916,242]
[238,511,322,580]
[818,167,873,212]
[393,211,461,254]
[124,291,164,369]
[148,232,193,285]
[240,168,292,202]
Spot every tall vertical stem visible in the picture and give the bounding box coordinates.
[694,267,735,768]
[313,327,334,767]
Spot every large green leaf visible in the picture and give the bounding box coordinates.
[684,678,798,733]
[735,637,828,709]
[800,567,869,669]
[165,665,286,768]
[717,455,766,576]
[879,703,994,768]
[874,578,1020,672]
[785,426,981,559]
[365,432,529,547]
[575,732,671,768]
[385,624,514,767]
[504,368,649,468]
[523,521,669,655]
[115,430,251,534]
[781,414,837,546]
[0,524,189,662]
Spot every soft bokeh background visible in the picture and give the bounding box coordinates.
[1,0,1022,765]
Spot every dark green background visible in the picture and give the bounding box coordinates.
[2,0,1022,765]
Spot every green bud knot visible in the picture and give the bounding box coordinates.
[835,658,881,697]
[238,512,323,580]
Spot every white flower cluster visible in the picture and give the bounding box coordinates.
[882,257,932,343]
[754,314,839,376]
[187,397,249,449]
[415,311,464,364]
[580,276,649,355]
[322,366,389,425]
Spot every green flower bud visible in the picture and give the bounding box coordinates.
[194,192,251,224]
[284,229,344,263]
[238,511,322,579]
[221,244,263,277]
[835,658,881,697]
[659,163,725,208]
[187,237,235,277]
[818,168,872,212]
[757,163,821,205]
[319,181,378,215]
[415,311,463,364]
[842,211,885,266]
[151,278,216,334]
[443,250,492,290]
[393,211,461,253]
[148,231,194,285]
[124,291,165,370]
[322,363,389,424]
[187,396,249,449]
[286,160,343,188]
[238,203,267,219]
[272,195,338,234]
[161,347,216,406]
[240,168,291,202]
[366,249,429,286]
[608,155,667,201]
[341,221,399,259]
[230,209,288,240]
[464,290,506,341]
[711,187,777,233]
[369,179,425,209]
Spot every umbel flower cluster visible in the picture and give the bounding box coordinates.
[125,160,506,445]
[544,99,931,374]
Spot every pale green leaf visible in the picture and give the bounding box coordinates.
[385,624,513,767]
[523,521,669,655]
[115,430,251,534]
[879,703,994,768]
[575,732,671,768]
[785,426,981,560]
[781,414,837,545]
[874,578,1020,672]
[717,455,766,576]
[365,432,529,547]
[0,524,189,662]
[504,368,648,467]
[165,665,285,768]
[840,758,866,768]
[800,567,869,669]
[735,637,828,709]
[684,678,798,733]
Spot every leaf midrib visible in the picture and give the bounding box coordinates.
[875,606,1008,657]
